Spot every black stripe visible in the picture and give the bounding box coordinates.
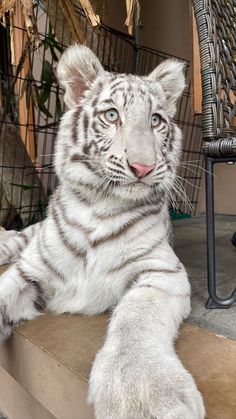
[0,246,8,257]
[94,80,103,93]
[19,231,29,246]
[71,153,83,162]
[55,193,92,235]
[123,94,127,108]
[110,79,125,92]
[69,188,91,207]
[110,87,126,95]
[16,265,46,312]
[1,307,27,329]
[91,96,99,108]
[95,201,161,220]
[110,236,165,272]
[92,120,102,135]
[51,205,87,260]
[109,159,125,170]
[2,308,15,328]
[1,243,11,255]
[130,264,183,284]
[100,99,115,106]
[82,141,92,156]
[37,235,65,281]
[72,149,96,173]
[90,207,161,247]
[107,167,126,176]
[99,143,112,152]
[102,175,124,182]
[168,123,176,152]
[71,107,81,144]
[82,111,89,141]
[156,161,166,171]
[14,237,25,253]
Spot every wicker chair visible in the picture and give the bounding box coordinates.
[193,0,236,308]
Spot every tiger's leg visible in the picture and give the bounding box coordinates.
[0,223,40,265]
[89,264,205,419]
[0,260,46,342]
[0,221,49,342]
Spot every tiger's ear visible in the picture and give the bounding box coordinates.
[148,59,186,117]
[57,44,105,108]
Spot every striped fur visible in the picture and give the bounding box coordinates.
[0,46,205,418]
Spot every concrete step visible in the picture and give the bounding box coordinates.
[0,310,109,419]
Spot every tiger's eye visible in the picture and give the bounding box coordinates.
[151,113,162,127]
[105,109,119,123]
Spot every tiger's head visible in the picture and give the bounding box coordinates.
[55,45,185,203]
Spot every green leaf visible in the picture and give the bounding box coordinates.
[50,44,59,62]
[39,60,53,106]
[41,60,53,85]
[39,87,51,105]
[47,188,53,196]
[49,37,64,54]
[56,95,62,118]
[38,200,48,218]
[11,183,40,190]
[39,103,52,118]
[28,213,36,226]
[39,102,53,118]
[42,39,50,51]
[48,21,53,37]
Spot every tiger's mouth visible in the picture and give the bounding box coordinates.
[116,178,160,193]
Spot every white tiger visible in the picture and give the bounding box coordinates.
[0,45,205,419]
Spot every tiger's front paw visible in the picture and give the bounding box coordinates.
[0,264,16,343]
[0,306,12,343]
[0,229,20,265]
[89,348,205,419]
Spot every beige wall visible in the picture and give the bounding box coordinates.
[105,0,126,32]
[197,162,236,215]
[139,0,191,60]
[214,164,236,215]
[106,0,191,60]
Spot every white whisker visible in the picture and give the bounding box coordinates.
[175,175,201,190]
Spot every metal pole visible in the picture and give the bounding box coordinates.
[205,156,236,308]
[134,1,140,74]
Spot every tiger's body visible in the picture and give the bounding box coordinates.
[0,45,205,419]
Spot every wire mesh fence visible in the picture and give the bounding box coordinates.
[0,1,203,229]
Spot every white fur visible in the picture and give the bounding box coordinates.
[0,45,205,418]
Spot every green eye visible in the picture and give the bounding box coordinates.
[151,113,162,127]
[105,108,119,123]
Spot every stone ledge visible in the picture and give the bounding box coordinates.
[1,264,236,418]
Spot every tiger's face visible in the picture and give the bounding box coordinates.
[55,45,185,203]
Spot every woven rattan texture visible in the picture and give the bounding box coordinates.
[193,0,236,140]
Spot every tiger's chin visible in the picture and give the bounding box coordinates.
[111,181,162,203]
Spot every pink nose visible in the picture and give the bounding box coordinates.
[129,162,156,178]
